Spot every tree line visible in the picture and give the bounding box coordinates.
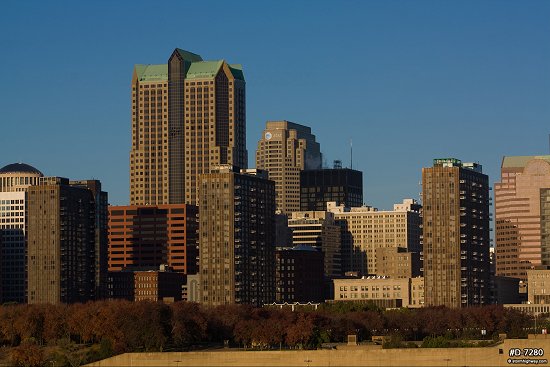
[0,300,539,366]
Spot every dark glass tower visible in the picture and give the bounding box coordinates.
[300,167,363,211]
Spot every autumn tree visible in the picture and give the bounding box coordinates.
[171,302,208,348]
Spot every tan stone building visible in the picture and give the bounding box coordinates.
[173,51,247,205]
[130,48,247,206]
[494,156,550,285]
[288,211,341,277]
[130,64,169,205]
[332,276,424,308]
[0,163,43,192]
[527,268,550,304]
[422,159,490,308]
[256,120,321,214]
[375,246,421,279]
[199,166,275,306]
[327,199,421,276]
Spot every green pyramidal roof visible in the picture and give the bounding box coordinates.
[186,60,224,79]
[135,64,168,81]
[134,52,244,82]
[186,60,245,80]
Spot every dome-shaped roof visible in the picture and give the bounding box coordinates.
[0,163,43,175]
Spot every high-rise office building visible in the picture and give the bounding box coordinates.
[130,48,247,206]
[199,166,275,306]
[172,50,247,205]
[70,180,108,299]
[494,156,550,285]
[422,158,490,308]
[130,64,169,205]
[0,163,44,303]
[328,199,421,276]
[108,204,198,274]
[27,177,102,304]
[300,166,363,211]
[256,120,321,214]
[288,211,341,277]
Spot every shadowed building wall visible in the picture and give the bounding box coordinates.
[27,177,97,304]
[108,204,198,275]
[199,166,275,306]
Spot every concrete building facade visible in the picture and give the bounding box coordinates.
[422,158,490,308]
[527,268,550,304]
[328,199,421,276]
[288,211,341,277]
[332,276,424,308]
[108,204,198,275]
[255,120,321,214]
[198,166,275,306]
[375,246,421,279]
[494,156,550,285]
[27,177,100,304]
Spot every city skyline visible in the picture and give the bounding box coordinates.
[1,1,549,210]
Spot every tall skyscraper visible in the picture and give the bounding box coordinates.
[27,177,102,304]
[0,163,44,303]
[108,204,198,274]
[130,48,247,206]
[199,166,275,306]
[256,120,321,214]
[300,166,363,212]
[70,180,108,299]
[422,159,490,308]
[328,199,421,276]
[494,156,550,287]
[168,49,248,204]
[130,64,169,205]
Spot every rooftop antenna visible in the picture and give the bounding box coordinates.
[350,138,353,169]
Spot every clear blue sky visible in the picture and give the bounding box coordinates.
[1,0,549,209]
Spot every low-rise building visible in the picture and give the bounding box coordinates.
[108,265,185,302]
[527,268,550,304]
[332,276,424,308]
